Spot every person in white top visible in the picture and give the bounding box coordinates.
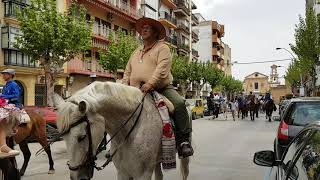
[229,99,237,121]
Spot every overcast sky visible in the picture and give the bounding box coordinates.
[194,0,305,82]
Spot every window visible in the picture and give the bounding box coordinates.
[287,102,320,126]
[254,82,259,90]
[3,0,28,18]
[3,49,35,67]
[84,50,92,70]
[1,26,21,49]
[35,84,47,107]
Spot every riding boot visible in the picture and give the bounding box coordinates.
[176,133,194,159]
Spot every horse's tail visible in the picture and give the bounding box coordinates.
[180,157,189,180]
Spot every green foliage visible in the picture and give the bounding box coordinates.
[99,29,141,75]
[221,75,243,93]
[171,53,189,83]
[16,0,92,70]
[289,8,320,91]
[16,0,92,105]
[202,63,224,89]
[285,61,301,87]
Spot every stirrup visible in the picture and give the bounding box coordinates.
[0,145,20,158]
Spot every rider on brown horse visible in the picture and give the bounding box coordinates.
[0,69,21,158]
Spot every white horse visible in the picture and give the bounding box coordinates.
[53,81,190,180]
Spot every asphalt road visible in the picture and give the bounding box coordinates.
[16,113,279,180]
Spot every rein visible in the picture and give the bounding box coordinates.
[36,93,147,172]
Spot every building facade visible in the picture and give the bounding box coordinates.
[194,19,232,75]
[243,72,270,95]
[0,0,50,106]
[65,0,142,95]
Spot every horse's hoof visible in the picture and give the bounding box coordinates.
[48,169,55,174]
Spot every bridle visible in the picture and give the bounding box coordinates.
[37,94,147,177]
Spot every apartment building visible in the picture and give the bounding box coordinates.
[66,0,142,95]
[193,20,232,74]
[0,0,48,106]
[159,0,178,49]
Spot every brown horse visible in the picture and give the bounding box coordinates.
[10,109,55,176]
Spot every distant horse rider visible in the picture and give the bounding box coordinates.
[122,18,193,158]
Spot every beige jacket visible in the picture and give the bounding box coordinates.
[122,40,173,89]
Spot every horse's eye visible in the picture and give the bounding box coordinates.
[77,135,86,142]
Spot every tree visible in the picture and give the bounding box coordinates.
[16,0,92,105]
[99,30,141,79]
[290,8,320,95]
[171,54,190,95]
[221,75,243,98]
[285,61,301,87]
[203,63,224,89]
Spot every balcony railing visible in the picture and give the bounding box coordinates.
[165,36,178,46]
[192,49,199,57]
[192,31,199,41]
[93,25,113,39]
[3,49,36,68]
[177,23,190,33]
[103,0,142,19]
[192,14,199,25]
[3,0,28,18]
[174,0,190,16]
[159,12,177,25]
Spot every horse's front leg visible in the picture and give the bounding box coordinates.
[18,140,30,176]
[154,163,163,180]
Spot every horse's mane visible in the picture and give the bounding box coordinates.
[57,81,143,133]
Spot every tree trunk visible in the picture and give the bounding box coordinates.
[44,67,55,107]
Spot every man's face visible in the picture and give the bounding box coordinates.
[2,73,11,81]
[141,24,157,41]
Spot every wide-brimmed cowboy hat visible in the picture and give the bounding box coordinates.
[136,17,166,40]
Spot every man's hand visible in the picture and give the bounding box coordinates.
[141,83,154,93]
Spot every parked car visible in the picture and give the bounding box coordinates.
[273,97,320,160]
[24,106,59,141]
[278,99,290,116]
[186,99,205,120]
[253,122,320,180]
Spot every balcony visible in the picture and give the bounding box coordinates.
[3,0,28,18]
[212,34,221,45]
[161,0,177,9]
[67,58,113,78]
[192,31,199,43]
[3,49,36,68]
[192,49,199,57]
[212,21,225,37]
[212,48,220,57]
[174,0,190,17]
[159,12,177,29]
[85,0,142,22]
[192,14,199,26]
[165,36,178,46]
[177,23,190,34]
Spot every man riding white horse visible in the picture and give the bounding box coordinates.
[122,17,193,158]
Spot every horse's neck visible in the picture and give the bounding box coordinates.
[99,94,143,143]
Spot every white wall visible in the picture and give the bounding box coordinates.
[194,24,212,63]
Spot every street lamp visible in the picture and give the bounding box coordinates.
[276,47,304,96]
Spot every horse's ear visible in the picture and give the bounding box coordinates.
[79,101,87,113]
[52,93,65,108]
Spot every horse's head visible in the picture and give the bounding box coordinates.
[53,93,105,180]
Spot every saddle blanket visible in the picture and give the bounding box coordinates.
[152,92,176,170]
[0,104,30,124]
